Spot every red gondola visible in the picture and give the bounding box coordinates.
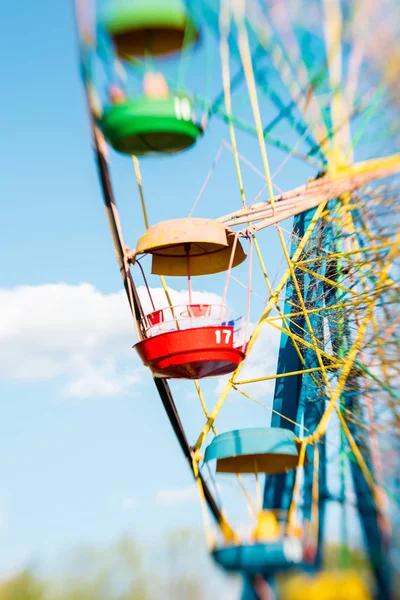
[134,304,246,378]
[130,218,250,379]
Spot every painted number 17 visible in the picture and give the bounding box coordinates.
[215,329,232,344]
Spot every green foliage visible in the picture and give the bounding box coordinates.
[0,530,239,600]
[0,570,46,600]
[323,543,370,572]
[47,536,151,600]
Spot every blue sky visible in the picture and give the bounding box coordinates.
[0,0,359,582]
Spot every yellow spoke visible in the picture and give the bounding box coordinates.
[193,202,329,452]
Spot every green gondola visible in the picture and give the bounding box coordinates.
[100,94,203,156]
[100,0,199,59]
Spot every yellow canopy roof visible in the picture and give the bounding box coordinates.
[135,218,246,276]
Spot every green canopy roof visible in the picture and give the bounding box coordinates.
[100,0,199,59]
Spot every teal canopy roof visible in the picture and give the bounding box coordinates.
[204,427,301,474]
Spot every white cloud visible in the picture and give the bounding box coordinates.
[155,485,199,506]
[0,283,138,398]
[0,283,223,399]
[63,355,140,399]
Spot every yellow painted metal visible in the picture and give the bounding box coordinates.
[296,264,371,298]
[218,152,400,231]
[130,158,217,444]
[194,177,395,452]
[338,199,392,491]
[235,8,325,398]
[219,0,246,207]
[297,242,392,265]
[335,407,377,497]
[219,1,284,308]
[236,473,257,521]
[219,0,320,397]
[305,231,400,445]
[194,379,217,436]
[219,0,326,404]
[221,0,313,396]
[264,318,341,363]
[193,202,328,452]
[310,444,320,550]
[276,223,332,392]
[132,156,149,229]
[135,217,246,276]
[83,0,399,559]
[191,455,239,546]
[234,9,276,212]
[266,296,377,322]
[233,385,308,433]
[191,457,216,550]
[255,462,262,510]
[280,571,372,600]
[246,0,329,150]
[332,152,400,181]
[220,509,240,544]
[234,365,341,386]
[256,231,317,391]
[252,510,280,542]
[287,441,308,531]
[323,0,351,169]
[192,0,399,551]
[130,156,180,329]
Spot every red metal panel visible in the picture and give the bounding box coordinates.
[187,304,212,318]
[134,326,245,379]
[146,308,164,327]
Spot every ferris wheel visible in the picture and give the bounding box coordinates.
[75,1,400,598]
